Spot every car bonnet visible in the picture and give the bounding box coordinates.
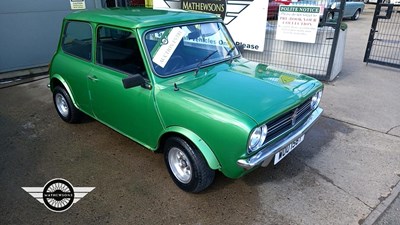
[177,60,322,124]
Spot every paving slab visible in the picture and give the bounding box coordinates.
[294,117,400,208]
[388,126,400,137]
[362,180,400,225]
[250,158,371,225]
[320,5,400,135]
[374,192,400,225]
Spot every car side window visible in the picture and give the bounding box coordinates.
[96,26,145,76]
[62,21,92,61]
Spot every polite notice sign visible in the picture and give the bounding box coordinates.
[153,0,268,52]
[70,0,86,10]
[276,5,320,43]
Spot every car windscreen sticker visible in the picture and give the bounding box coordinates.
[280,75,296,84]
[151,27,186,68]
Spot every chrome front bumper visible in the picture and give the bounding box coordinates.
[237,107,323,170]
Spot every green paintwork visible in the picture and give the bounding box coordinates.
[163,126,221,170]
[49,73,77,106]
[177,59,321,124]
[50,8,323,179]
[64,7,221,29]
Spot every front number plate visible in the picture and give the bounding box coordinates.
[274,135,305,165]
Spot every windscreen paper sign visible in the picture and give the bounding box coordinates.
[153,0,268,52]
[151,27,186,68]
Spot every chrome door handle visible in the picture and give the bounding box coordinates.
[88,75,98,81]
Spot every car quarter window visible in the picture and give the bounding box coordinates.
[62,21,92,61]
[96,26,145,76]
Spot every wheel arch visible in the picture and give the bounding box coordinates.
[50,75,78,107]
[351,8,362,20]
[158,127,221,170]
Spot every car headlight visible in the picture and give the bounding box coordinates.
[310,90,323,110]
[248,124,268,153]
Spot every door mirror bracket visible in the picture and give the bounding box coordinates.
[122,74,146,89]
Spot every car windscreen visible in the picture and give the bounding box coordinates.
[144,22,239,77]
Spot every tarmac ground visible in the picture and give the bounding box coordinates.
[0,4,399,225]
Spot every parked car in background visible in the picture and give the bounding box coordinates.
[49,8,323,193]
[268,0,283,20]
[291,0,365,20]
[276,0,300,5]
[328,0,365,20]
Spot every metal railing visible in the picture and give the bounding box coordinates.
[243,25,339,80]
[364,0,400,69]
[242,0,347,81]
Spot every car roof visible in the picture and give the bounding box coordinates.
[65,7,221,29]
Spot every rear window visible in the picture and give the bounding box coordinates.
[62,21,92,61]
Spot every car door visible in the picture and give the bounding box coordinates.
[88,25,163,148]
[59,21,93,114]
[344,0,355,17]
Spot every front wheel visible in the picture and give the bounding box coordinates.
[53,86,81,123]
[352,9,361,20]
[164,137,215,193]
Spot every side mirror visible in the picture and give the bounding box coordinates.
[122,74,145,89]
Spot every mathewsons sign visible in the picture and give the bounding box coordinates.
[181,0,227,19]
[153,0,268,52]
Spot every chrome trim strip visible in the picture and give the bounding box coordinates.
[237,107,323,170]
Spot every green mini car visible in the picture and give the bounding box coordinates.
[49,8,323,192]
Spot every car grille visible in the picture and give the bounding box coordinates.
[265,98,313,142]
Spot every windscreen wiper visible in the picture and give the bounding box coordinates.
[225,46,236,65]
[194,50,218,76]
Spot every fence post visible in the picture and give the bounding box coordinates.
[325,0,346,80]
[364,0,382,64]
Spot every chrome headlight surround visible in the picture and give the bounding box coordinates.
[248,124,268,153]
[310,90,323,110]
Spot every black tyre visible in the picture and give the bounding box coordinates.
[352,9,361,20]
[164,137,215,193]
[53,86,81,123]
